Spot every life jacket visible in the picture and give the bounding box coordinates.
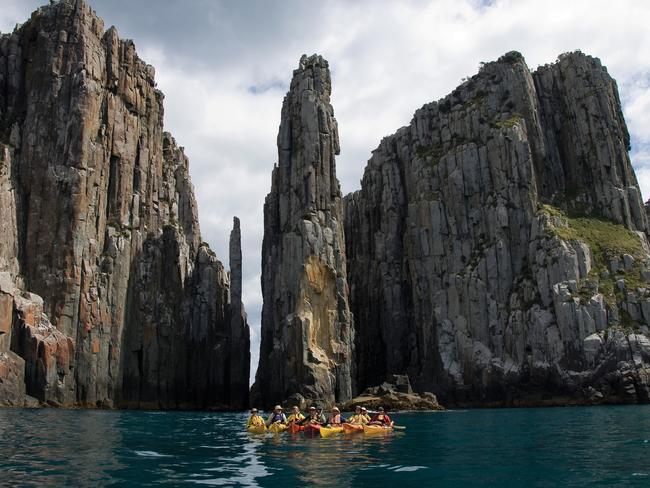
[269,412,286,423]
[287,413,304,422]
[248,415,264,427]
[373,414,391,425]
[328,413,341,424]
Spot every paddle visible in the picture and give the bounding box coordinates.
[393,425,406,430]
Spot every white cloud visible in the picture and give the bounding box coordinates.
[3,0,650,385]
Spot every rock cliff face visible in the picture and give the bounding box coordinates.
[0,0,249,409]
[344,51,650,406]
[254,54,354,407]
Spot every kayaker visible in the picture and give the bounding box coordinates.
[266,405,287,426]
[286,405,305,425]
[348,405,368,425]
[327,406,345,425]
[370,406,394,427]
[304,406,320,425]
[246,408,265,428]
[360,407,372,424]
[316,406,327,425]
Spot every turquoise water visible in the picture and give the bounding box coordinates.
[0,405,649,487]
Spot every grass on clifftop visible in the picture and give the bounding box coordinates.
[541,204,644,263]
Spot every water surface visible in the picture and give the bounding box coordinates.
[1,405,649,486]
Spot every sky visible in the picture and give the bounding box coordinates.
[2,0,650,383]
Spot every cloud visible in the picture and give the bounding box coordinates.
[3,0,650,385]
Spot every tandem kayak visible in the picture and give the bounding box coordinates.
[287,423,304,434]
[304,423,321,436]
[268,423,287,434]
[342,423,364,434]
[362,425,393,435]
[319,426,343,438]
[247,424,266,434]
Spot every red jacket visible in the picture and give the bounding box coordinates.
[371,413,391,425]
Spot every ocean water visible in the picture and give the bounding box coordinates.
[0,405,649,487]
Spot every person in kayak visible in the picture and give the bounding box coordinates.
[327,406,345,425]
[246,408,265,428]
[286,405,305,425]
[369,407,394,427]
[266,405,287,427]
[316,406,327,425]
[303,406,321,425]
[348,405,369,425]
[361,407,372,424]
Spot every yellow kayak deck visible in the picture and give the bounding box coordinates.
[319,426,344,438]
[268,423,288,434]
[247,425,266,434]
[362,425,393,435]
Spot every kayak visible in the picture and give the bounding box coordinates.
[247,424,266,434]
[342,423,364,434]
[304,423,321,436]
[268,423,287,434]
[287,423,304,434]
[362,425,393,435]
[320,426,343,438]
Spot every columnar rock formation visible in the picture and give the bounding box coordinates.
[254,54,354,407]
[344,51,650,406]
[0,0,249,409]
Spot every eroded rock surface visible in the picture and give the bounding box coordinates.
[0,0,249,409]
[254,54,354,407]
[344,51,650,406]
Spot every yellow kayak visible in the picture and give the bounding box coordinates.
[268,423,288,434]
[247,424,266,434]
[362,425,393,435]
[320,426,344,438]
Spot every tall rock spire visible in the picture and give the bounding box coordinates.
[254,54,354,407]
[229,216,250,408]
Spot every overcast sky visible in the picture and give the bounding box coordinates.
[2,0,650,383]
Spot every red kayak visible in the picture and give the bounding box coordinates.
[304,423,321,436]
[288,423,304,434]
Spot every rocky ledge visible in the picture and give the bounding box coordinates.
[339,375,444,411]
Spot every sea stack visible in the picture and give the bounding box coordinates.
[254,54,354,407]
[0,0,249,409]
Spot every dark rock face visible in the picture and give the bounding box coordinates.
[0,0,249,409]
[254,54,354,407]
[343,51,650,406]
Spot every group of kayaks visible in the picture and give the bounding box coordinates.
[248,422,394,437]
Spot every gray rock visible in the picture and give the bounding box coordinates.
[343,50,650,406]
[254,54,354,408]
[0,0,249,409]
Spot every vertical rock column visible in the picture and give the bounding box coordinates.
[255,54,354,407]
[229,217,250,409]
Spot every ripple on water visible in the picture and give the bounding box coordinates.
[393,466,427,472]
[133,450,173,458]
[2,406,650,486]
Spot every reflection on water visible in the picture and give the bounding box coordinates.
[263,429,398,487]
[1,406,650,487]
